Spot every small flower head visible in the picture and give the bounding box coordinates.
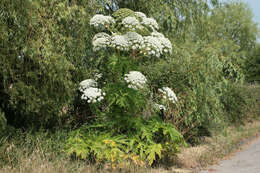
[90,14,115,30]
[81,87,105,103]
[92,38,110,51]
[92,32,111,51]
[122,16,140,29]
[111,34,130,51]
[124,71,147,90]
[141,17,159,30]
[151,31,172,55]
[157,37,172,54]
[124,32,144,50]
[79,79,97,92]
[93,32,111,40]
[158,87,178,104]
[143,36,164,57]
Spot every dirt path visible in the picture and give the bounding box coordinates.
[200,137,260,173]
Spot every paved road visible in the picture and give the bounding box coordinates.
[200,138,260,173]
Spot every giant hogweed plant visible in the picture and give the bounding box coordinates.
[66,9,185,167]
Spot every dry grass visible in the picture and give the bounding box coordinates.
[175,119,260,172]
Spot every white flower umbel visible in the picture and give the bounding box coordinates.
[90,14,115,30]
[92,32,111,51]
[135,12,146,19]
[158,87,178,104]
[79,79,97,92]
[151,32,172,54]
[93,32,111,41]
[143,36,164,57]
[111,34,130,51]
[124,71,147,90]
[122,16,140,29]
[154,103,166,111]
[81,87,105,103]
[141,17,159,30]
[158,37,172,54]
[124,32,144,50]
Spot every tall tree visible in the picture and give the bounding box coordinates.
[210,1,258,52]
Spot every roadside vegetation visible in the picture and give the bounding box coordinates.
[0,0,260,172]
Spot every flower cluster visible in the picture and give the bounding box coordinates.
[152,32,172,54]
[124,71,147,90]
[90,10,172,57]
[141,17,159,31]
[92,32,111,51]
[157,37,172,54]
[79,79,105,103]
[142,32,172,57]
[158,87,178,104]
[92,38,110,52]
[81,87,105,103]
[92,31,146,52]
[122,16,140,29]
[111,35,130,51]
[90,14,115,30]
[93,32,111,41]
[79,79,97,92]
[143,36,164,57]
[91,32,172,57]
[124,32,144,50]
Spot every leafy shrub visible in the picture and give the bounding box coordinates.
[246,85,260,117]
[221,84,260,123]
[0,0,95,127]
[140,40,229,139]
[221,84,248,123]
[0,109,7,134]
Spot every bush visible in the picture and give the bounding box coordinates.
[1,0,258,169]
[0,109,7,134]
[0,0,95,128]
[221,84,248,123]
[140,39,233,140]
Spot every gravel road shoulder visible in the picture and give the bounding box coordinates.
[200,136,260,173]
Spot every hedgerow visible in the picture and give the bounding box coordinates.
[0,0,259,169]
